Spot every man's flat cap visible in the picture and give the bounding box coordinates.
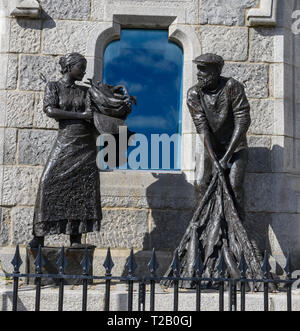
[193,53,224,69]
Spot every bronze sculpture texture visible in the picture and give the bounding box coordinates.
[162,53,271,290]
[29,53,134,248]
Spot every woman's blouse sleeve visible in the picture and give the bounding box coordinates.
[43,82,59,115]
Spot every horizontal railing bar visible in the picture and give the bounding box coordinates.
[2,272,296,286]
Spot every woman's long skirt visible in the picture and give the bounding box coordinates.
[33,120,102,236]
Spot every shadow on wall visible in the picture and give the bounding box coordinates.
[122,172,196,277]
[245,145,300,272]
[122,145,300,276]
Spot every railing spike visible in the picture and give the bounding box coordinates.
[80,246,92,275]
[125,248,137,277]
[103,247,114,276]
[11,244,23,273]
[284,251,292,278]
[194,251,204,277]
[217,251,226,277]
[34,245,45,274]
[148,248,159,276]
[57,246,68,274]
[171,249,182,278]
[238,251,248,278]
[261,250,271,278]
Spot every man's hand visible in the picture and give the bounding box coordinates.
[213,159,224,175]
[219,157,229,171]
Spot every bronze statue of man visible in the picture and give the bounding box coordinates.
[187,53,251,219]
[161,53,268,289]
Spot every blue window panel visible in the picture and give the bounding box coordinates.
[103,29,183,170]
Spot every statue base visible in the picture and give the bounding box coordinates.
[26,246,96,286]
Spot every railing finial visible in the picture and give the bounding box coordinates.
[171,249,182,278]
[125,248,137,278]
[148,248,159,277]
[217,251,226,277]
[194,251,204,277]
[80,246,92,275]
[238,250,248,278]
[11,244,23,273]
[57,246,68,274]
[103,247,114,276]
[34,245,45,274]
[261,250,271,278]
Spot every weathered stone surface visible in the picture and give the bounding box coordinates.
[99,171,196,209]
[0,207,11,245]
[244,212,271,254]
[100,195,196,210]
[199,26,248,61]
[1,166,42,206]
[247,135,271,173]
[44,234,69,247]
[19,55,60,91]
[6,92,34,128]
[12,207,34,245]
[0,55,18,90]
[33,93,58,129]
[269,63,283,99]
[0,13,9,53]
[6,55,18,90]
[248,99,274,135]
[222,63,269,98]
[244,173,298,214]
[276,0,295,29]
[93,0,199,24]
[18,129,57,166]
[86,209,149,249]
[42,20,97,56]
[269,213,300,259]
[91,0,105,21]
[250,27,277,62]
[200,0,258,26]
[245,173,274,213]
[9,19,41,53]
[271,136,292,173]
[2,128,17,164]
[295,68,300,104]
[41,0,91,20]
[149,209,193,250]
[0,91,7,126]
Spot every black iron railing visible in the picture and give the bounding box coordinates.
[4,245,297,311]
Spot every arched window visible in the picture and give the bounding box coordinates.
[103,29,183,171]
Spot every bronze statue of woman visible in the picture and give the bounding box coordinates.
[29,53,134,248]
